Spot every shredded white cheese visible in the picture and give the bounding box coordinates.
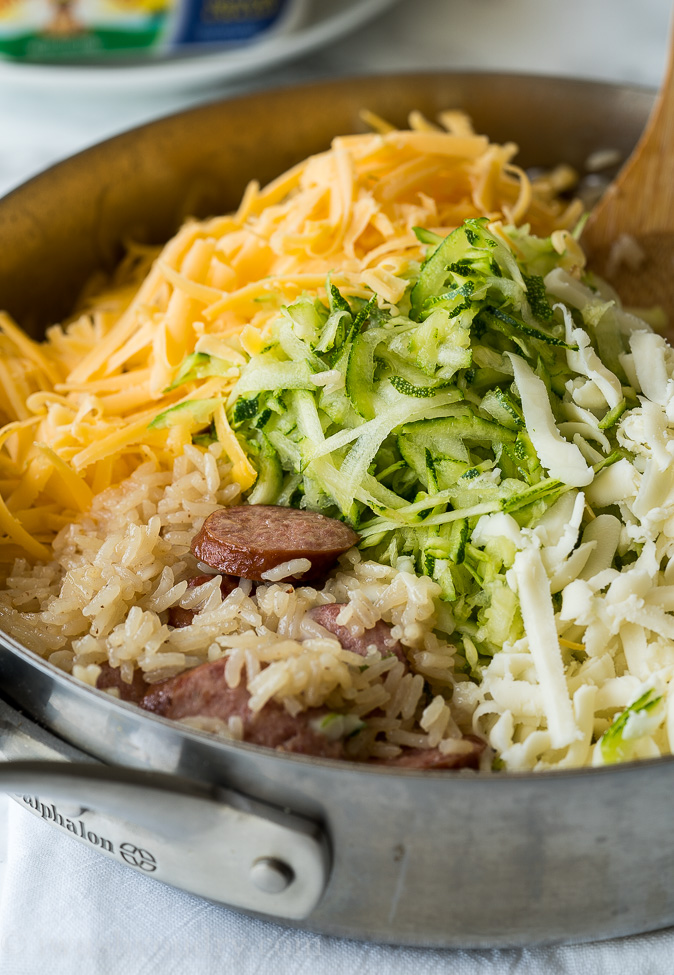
[508,547,579,749]
[507,353,593,487]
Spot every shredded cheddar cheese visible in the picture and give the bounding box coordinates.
[0,111,580,566]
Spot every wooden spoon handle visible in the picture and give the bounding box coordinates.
[584,15,674,251]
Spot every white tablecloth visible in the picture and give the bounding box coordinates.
[0,0,672,970]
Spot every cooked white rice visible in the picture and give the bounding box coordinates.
[0,441,475,762]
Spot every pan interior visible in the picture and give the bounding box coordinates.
[0,71,659,778]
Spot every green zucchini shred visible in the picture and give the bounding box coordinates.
[389,376,455,397]
[149,397,223,430]
[599,690,665,764]
[232,394,261,426]
[164,351,236,393]
[218,217,644,660]
[598,398,627,430]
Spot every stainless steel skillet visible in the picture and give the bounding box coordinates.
[0,72,665,949]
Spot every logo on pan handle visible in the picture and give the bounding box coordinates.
[119,842,157,872]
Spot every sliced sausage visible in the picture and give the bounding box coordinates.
[374,736,485,770]
[96,663,149,704]
[187,573,240,594]
[191,505,359,582]
[167,607,197,629]
[167,573,240,628]
[307,603,407,666]
[140,658,344,759]
[105,657,484,769]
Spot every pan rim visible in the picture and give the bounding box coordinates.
[0,68,656,206]
[3,626,672,783]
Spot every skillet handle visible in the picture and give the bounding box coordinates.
[0,699,328,920]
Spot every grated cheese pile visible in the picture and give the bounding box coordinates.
[0,111,579,570]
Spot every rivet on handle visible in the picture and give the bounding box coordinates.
[250,857,295,894]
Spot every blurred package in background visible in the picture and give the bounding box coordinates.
[0,0,306,61]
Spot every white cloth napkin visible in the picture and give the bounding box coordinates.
[0,793,673,975]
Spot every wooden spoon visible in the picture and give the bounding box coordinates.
[582,23,674,323]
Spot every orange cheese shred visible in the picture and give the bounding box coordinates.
[0,109,579,564]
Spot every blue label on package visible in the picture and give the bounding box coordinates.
[174,0,290,46]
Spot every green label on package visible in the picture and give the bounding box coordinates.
[0,0,292,61]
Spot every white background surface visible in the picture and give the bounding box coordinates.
[0,0,673,971]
